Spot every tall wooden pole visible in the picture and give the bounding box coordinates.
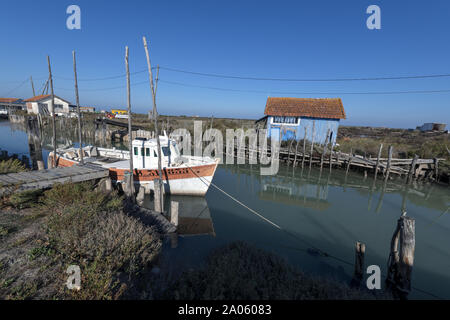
[384,145,393,183]
[143,36,164,209]
[309,121,315,169]
[125,46,135,201]
[374,143,383,180]
[72,51,84,165]
[47,56,57,168]
[30,76,36,97]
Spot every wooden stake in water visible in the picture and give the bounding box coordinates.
[406,154,418,184]
[346,148,353,176]
[351,241,365,288]
[47,56,57,168]
[125,46,134,201]
[374,143,383,181]
[72,51,84,165]
[384,145,393,183]
[309,121,315,169]
[301,126,307,168]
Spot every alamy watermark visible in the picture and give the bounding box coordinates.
[66,5,81,30]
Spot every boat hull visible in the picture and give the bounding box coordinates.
[49,153,219,196]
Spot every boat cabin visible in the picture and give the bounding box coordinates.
[131,137,181,169]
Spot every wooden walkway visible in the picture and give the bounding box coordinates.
[0,164,109,195]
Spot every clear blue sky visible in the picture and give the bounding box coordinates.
[1,0,449,128]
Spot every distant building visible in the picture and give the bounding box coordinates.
[69,105,96,113]
[256,97,346,145]
[24,95,71,116]
[111,109,128,119]
[416,123,446,132]
[0,98,25,115]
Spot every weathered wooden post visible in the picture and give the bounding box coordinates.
[329,144,333,172]
[301,126,307,168]
[170,201,179,227]
[434,158,439,182]
[153,178,164,213]
[346,148,353,175]
[386,212,415,299]
[72,50,84,165]
[351,241,366,288]
[406,154,419,184]
[320,129,330,172]
[143,36,164,210]
[125,46,135,202]
[47,56,57,168]
[384,145,393,183]
[374,143,383,180]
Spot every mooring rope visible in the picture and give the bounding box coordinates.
[185,164,444,299]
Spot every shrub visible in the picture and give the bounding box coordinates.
[0,158,27,174]
[166,241,383,300]
[39,182,162,299]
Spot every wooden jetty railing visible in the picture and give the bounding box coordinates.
[226,141,443,182]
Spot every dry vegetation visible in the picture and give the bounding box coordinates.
[0,182,162,300]
[160,241,387,300]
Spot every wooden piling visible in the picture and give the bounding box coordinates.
[434,158,439,182]
[374,144,383,180]
[143,36,164,210]
[302,126,307,168]
[346,148,353,175]
[406,155,419,184]
[293,138,300,167]
[72,51,84,165]
[153,178,164,213]
[125,46,135,201]
[384,146,393,183]
[329,144,333,172]
[47,56,57,168]
[309,121,315,168]
[320,129,330,172]
[170,201,179,227]
[351,241,366,288]
[386,214,415,299]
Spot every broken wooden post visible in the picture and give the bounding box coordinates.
[406,154,419,184]
[351,241,366,288]
[136,185,145,206]
[384,145,393,183]
[374,144,383,180]
[170,201,179,227]
[386,213,415,299]
[153,178,164,213]
[398,216,415,297]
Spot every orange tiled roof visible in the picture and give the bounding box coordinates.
[0,98,20,103]
[24,94,51,102]
[264,97,346,119]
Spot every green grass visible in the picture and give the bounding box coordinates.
[0,158,27,174]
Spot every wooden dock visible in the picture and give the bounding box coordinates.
[0,164,109,196]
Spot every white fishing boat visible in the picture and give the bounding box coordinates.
[50,136,219,196]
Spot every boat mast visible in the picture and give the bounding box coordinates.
[143,37,163,186]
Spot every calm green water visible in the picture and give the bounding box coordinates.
[1,119,450,299]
